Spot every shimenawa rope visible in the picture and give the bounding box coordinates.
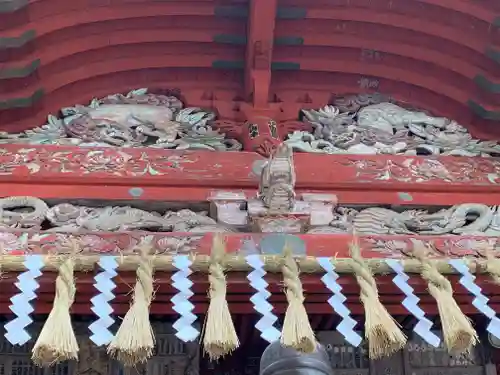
[349,234,406,358]
[202,233,239,360]
[107,242,155,367]
[412,242,477,354]
[32,238,79,366]
[280,243,317,353]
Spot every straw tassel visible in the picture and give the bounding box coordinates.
[413,243,478,354]
[32,239,79,367]
[482,244,500,285]
[280,244,317,353]
[107,243,155,367]
[350,234,406,359]
[203,233,239,360]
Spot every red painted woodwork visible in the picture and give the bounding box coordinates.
[0,44,244,98]
[1,0,500,345]
[3,144,500,204]
[1,229,494,259]
[1,0,500,135]
[244,0,276,106]
[239,116,281,155]
[3,183,499,206]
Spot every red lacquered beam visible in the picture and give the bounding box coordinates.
[1,145,500,195]
[0,230,495,259]
[2,183,500,206]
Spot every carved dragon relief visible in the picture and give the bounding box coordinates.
[2,193,499,240]
[0,195,493,238]
[307,203,500,237]
[288,93,500,157]
[0,196,233,234]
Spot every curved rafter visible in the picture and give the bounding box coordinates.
[1,43,244,93]
[0,0,247,129]
[0,69,243,130]
[0,0,499,134]
[270,1,500,134]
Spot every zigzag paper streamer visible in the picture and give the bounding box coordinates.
[317,257,362,347]
[246,254,281,343]
[385,259,440,347]
[448,259,500,340]
[89,256,118,346]
[4,255,44,345]
[172,255,199,342]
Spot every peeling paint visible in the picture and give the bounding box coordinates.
[129,187,144,198]
[398,192,413,201]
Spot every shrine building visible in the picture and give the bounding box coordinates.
[1,1,500,375]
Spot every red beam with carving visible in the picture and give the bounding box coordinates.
[2,144,500,205]
[0,230,492,259]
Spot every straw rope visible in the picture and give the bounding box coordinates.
[0,254,485,273]
[280,244,317,353]
[480,243,500,285]
[202,233,239,360]
[107,243,155,367]
[32,239,79,367]
[2,240,498,364]
[349,236,406,358]
[412,243,478,354]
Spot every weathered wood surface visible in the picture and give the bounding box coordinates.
[2,144,500,204]
[0,230,496,258]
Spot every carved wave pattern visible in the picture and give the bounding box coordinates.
[0,196,231,234]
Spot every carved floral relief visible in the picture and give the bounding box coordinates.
[334,157,500,184]
[0,147,197,177]
[287,93,500,158]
